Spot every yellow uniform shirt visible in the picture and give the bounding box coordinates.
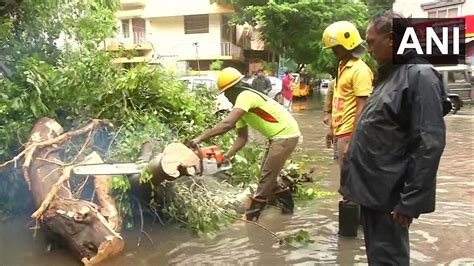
[332,58,373,138]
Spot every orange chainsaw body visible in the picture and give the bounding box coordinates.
[194,145,225,165]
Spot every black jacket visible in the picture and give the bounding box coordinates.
[341,54,447,218]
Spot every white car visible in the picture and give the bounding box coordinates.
[319,79,331,96]
[179,76,233,113]
[243,76,283,103]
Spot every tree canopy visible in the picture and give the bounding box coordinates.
[214,0,393,74]
[0,0,222,220]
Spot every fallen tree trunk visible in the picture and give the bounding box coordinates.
[84,152,122,232]
[0,118,204,264]
[27,118,123,265]
[41,199,123,265]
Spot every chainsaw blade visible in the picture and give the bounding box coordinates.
[72,163,146,176]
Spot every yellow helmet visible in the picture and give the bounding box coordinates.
[217,67,244,92]
[322,21,363,50]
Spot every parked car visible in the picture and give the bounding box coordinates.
[178,76,233,113]
[243,76,283,103]
[434,65,473,114]
[319,79,331,96]
[469,64,474,86]
[267,76,283,103]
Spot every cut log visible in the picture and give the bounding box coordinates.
[27,117,123,265]
[158,143,200,180]
[42,199,123,266]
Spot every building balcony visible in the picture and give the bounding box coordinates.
[221,42,244,59]
[176,42,244,62]
[121,0,147,8]
[117,8,144,19]
[112,56,150,64]
[105,32,153,51]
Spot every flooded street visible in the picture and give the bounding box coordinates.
[1,93,473,265]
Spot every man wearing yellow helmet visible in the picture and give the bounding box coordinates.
[190,67,301,221]
[322,21,373,198]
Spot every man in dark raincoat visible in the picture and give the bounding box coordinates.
[341,12,449,264]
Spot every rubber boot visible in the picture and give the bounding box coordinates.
[244,196,266,222]
[275,188,294,214]
[338,200,359,237]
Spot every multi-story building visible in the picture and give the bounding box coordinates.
[392,0,474,66]
[105,0,153,64]
[105,0,271,74]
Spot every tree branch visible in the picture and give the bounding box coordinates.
[0,119,113,190]
[31,166,73,219]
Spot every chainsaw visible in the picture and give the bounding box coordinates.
[72,145,231,177]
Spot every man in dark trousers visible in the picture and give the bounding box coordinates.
[342,12,449,264]
[191,67,300,222]
[251,69,272,95]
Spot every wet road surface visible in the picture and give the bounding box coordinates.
[1,93,473,265]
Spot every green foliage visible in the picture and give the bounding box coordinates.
[214,0,371,74]
[109,175,133,227]
[363,0,394,17]
[210,60,224,70]
[261,61,278,74]
[0,0,332,242]
[108,115,175,162]
[280,229,314,248]
[227,142,265,187]
[362,51,379,75]
[0,0,119,214]
[295,186,336,200]
[0,0,118,66]
[159,177,241,238]
[278,154,335,201]
[0,0,222,219]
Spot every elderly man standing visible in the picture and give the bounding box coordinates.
[342,12,449,264]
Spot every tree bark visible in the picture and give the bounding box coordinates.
[5,118,201,265]
[28,117,123,265]
[83,152,122,232]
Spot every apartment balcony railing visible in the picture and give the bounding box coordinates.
[106,31,153,51]
[161,42,246,62]
[221,42,243,58]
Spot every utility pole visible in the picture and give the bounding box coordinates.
[193,42,200,76]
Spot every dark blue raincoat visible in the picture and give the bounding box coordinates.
[341,52,448,218]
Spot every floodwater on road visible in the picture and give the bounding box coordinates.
[1,93,473,265]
